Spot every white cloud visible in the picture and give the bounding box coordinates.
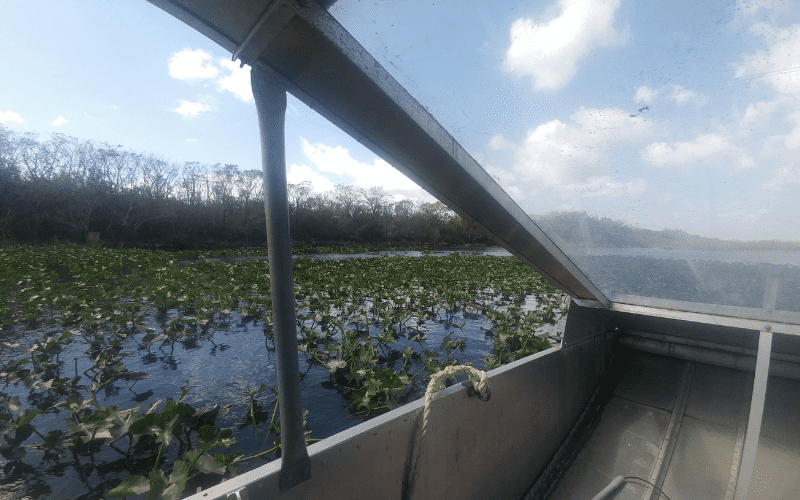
[503,0,625,91]
[217,59,253,102]
[561,176,646,198]
[0,110,23,125]
[761,109,800,156]
[669,85,707,106]
[287,164,336,193]
[763,163,800,191]
[50,116,68,127]
[735,0,791,19]
[737,23,800,96]
[167,50,254,103]
[300,139,421,191]
[634,86,658,103]
[173,100,210,118]
[168,49,219,80]
[185,138,198,143]
[493,107,652,202]
[740,99,781,130]
[642,133,755,170]
[489,134,515,151]
[736,23,800,192]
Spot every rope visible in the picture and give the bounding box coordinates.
[406,365,489,499]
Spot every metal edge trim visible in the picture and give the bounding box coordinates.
[610,302,800,336]
[613,295,800,327]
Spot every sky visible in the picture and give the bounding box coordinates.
[2,0,800,241]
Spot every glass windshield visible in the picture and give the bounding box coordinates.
[328,0,800,322]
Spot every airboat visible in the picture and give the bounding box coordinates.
[143,1,800,498]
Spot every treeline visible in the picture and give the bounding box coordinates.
[0,125,490,249]
[536,211,800,251]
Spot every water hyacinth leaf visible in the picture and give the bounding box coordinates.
[198,424,216,443]
[109,408,139,440]
[0,444,26,461]
[146,468,168,500]
[7,396,21,412]
[161,460,191,500]
[107,475,151,497]
[195,453,226,475]
[185,449,202,464]
[0,247,565,495]
[326,359,347,373]
[10,424,34,445]
[129,413,160,438]
[16,409,42,428]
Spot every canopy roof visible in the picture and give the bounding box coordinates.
[146,0,800,329]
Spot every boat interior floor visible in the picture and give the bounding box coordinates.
[544,349,800,500]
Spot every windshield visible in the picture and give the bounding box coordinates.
[327,0,800,322]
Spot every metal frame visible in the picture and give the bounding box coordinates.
[184,322,617,500]
[251,65,310,489]
[140,2,800,497]
[612,294,800,327]
[593,301,800,336]
[144,0,608,305]
[733,330,772,500]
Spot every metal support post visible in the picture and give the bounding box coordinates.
[733,330,772,500]
[251,63,311,490]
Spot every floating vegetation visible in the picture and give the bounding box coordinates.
[0,244,568,499]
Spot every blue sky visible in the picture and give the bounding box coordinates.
[2,0,800,241]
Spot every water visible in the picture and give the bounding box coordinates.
[0,250,563,499]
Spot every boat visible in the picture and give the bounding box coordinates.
[139,1,800,498]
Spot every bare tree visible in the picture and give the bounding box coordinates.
[361,186,387,219]
[17,132,55,181]
[334,184,360,220]
[139,154,177,200]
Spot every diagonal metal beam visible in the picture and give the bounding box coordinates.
[145,0,608,304]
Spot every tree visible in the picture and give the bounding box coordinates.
[139,154,176,200]
[333,184,360,220]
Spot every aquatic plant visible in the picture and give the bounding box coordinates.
[0,244,566,498]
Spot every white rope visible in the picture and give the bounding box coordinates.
[407,365,489,498]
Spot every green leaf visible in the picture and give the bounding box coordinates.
[16,409,42,428]
[162,461,190,500]
[146,469,167,500]
[198,424,216,443]
[218,429,236,448]
[7,396,21,412]
[195,453,226,475]
[107,475,151,497]
[129,413,160,438]
[185,449,202,464]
